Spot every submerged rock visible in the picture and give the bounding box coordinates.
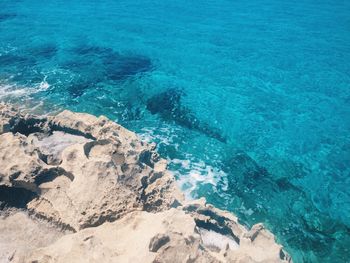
[0,103,291,262]
[146,88,227,143]
[28,44,58,60]
[0,13,17,22]
[61,45,153,97]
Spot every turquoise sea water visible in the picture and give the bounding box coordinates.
[1,0,350,261]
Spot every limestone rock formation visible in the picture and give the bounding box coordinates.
[0,103,291,263]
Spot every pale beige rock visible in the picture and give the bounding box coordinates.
[0,209,66,262]
[0,104,18,134]
[0,103,291,263]
[0,104,179,231]
[16,209,218,263]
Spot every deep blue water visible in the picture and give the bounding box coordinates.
[1,0,350,261]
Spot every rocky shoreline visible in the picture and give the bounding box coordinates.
[0,103,291,263]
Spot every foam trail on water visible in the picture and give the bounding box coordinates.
[138,125,227,200]
[0,83,29,99]
[170,156,228,199]
[0,79,50,100]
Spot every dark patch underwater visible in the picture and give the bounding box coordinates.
[0,13,16,22]
[60,44,153,97]
[146,88,227,143]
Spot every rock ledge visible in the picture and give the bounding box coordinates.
[0,103,291,263]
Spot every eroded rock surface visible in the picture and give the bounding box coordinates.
[0,209,67,261]
[0,103,291,263]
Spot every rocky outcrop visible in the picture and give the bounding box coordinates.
[0,103,291,263]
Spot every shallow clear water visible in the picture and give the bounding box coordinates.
[1,0,350,261]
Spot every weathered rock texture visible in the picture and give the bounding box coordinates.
[0,103,291,263]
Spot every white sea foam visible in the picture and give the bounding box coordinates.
[0,84,30,99]
[171,156,228,199]
[139,125,180,150]
[39,81,50,90]
[0,77,50,101]
[199,228,239,251]
[138,126,228,200]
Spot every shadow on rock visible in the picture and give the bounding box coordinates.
[0,186,37,210]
